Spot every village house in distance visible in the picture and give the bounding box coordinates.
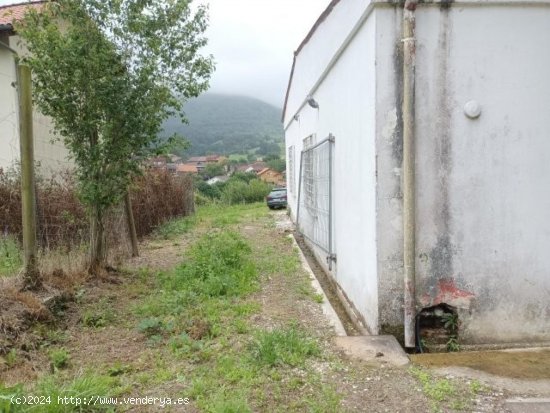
[284,0,550,347]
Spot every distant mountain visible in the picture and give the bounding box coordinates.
[162,94,284,157]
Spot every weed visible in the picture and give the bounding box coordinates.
[81,298,116,328]
[0,383,24,412]
[469,379,487,395]
[5,349,18,368]
[154,216,196,240]
[305,384,343,413]
[48,348,70,370]
[137,317,165,337]
[442,312,459,334]
[233,319,248,334]
[167,231,257,298]
[32,372,118,412]
[251,324,320,367]
[82,309,115,328]
[313,293,324,303]
[446,337,460,352]
[107,362,132,377]
[410,366,459,412]
[0,236,22,277]
[209,391,252,413]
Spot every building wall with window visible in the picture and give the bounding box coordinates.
[284,7,379,332]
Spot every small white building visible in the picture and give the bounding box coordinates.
[0,2,71,175]
[284,0,550,346]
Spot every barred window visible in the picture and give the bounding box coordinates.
[303,135,316,209]
[288,145,295,194]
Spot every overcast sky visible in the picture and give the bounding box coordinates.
[0,0,329,108]
[199,0,329,108]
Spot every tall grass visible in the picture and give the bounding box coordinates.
[0,167,194,250]
[0,236,22,277]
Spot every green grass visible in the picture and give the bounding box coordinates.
[81,298,116,328]
[251,324,320,368]
[48,348,70,370]
[0,236,22,277]
[3,202,345,413]
[409,366,481,412]
[154,215,197,239]
[410,367,456,402]
[0,372,119,412]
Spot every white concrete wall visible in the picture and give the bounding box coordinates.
[286,0,550,343]
[0,47,20,171]
[0,34,72,175]
[283,0,372,126]
[284,4,379,332]
[413,4,550,343]
[373,7,405,332]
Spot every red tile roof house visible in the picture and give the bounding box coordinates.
[0,1,73,175]
[176,163,198,175]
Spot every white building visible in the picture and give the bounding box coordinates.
[0,2,71,175]
[284,0,550,346]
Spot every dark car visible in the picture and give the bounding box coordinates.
[266,187,287,209]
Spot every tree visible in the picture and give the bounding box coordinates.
[202,162,225,179]
[17,0,213,274]
[264,154,286,173]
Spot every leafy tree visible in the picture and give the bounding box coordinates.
[202,162,225,179]
[17,0,213,273]
[267,159,285,173]
[263,154,285,173]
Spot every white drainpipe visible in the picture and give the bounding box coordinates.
[402,0,418,349]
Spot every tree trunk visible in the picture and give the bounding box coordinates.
[18,65,41,290]
[88,206,106,275]
[124,191,139,257]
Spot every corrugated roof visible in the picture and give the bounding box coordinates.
[281,0,341,123]
[0,1,45,27]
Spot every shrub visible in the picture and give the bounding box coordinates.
[48,348,69,370]
[0,167,194,249]
[251,325,320,367]
[221,179,271,205]
[166,231,257,297]
[0,236,22,277]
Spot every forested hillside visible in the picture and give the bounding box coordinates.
[163,94,284,157]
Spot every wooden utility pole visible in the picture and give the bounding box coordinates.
[124,191,139,257]
[18,64,41,289]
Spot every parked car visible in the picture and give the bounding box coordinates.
[266,187,287,209]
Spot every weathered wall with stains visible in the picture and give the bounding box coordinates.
[376,2,550,343]
[285,0,550,343]
[374,6,405,333]
[419,4,550,343]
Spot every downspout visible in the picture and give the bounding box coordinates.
[402,0,417,349]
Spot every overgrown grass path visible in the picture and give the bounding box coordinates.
[1,204,504,412]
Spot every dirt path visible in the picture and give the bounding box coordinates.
[2,204,545,412]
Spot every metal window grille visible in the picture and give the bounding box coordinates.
[288,145,295,194]
[302,135,315,208]
[297,134,334,260]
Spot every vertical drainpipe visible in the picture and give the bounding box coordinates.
[402,0,417,349]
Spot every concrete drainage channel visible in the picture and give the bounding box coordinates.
[290,232,410,367]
